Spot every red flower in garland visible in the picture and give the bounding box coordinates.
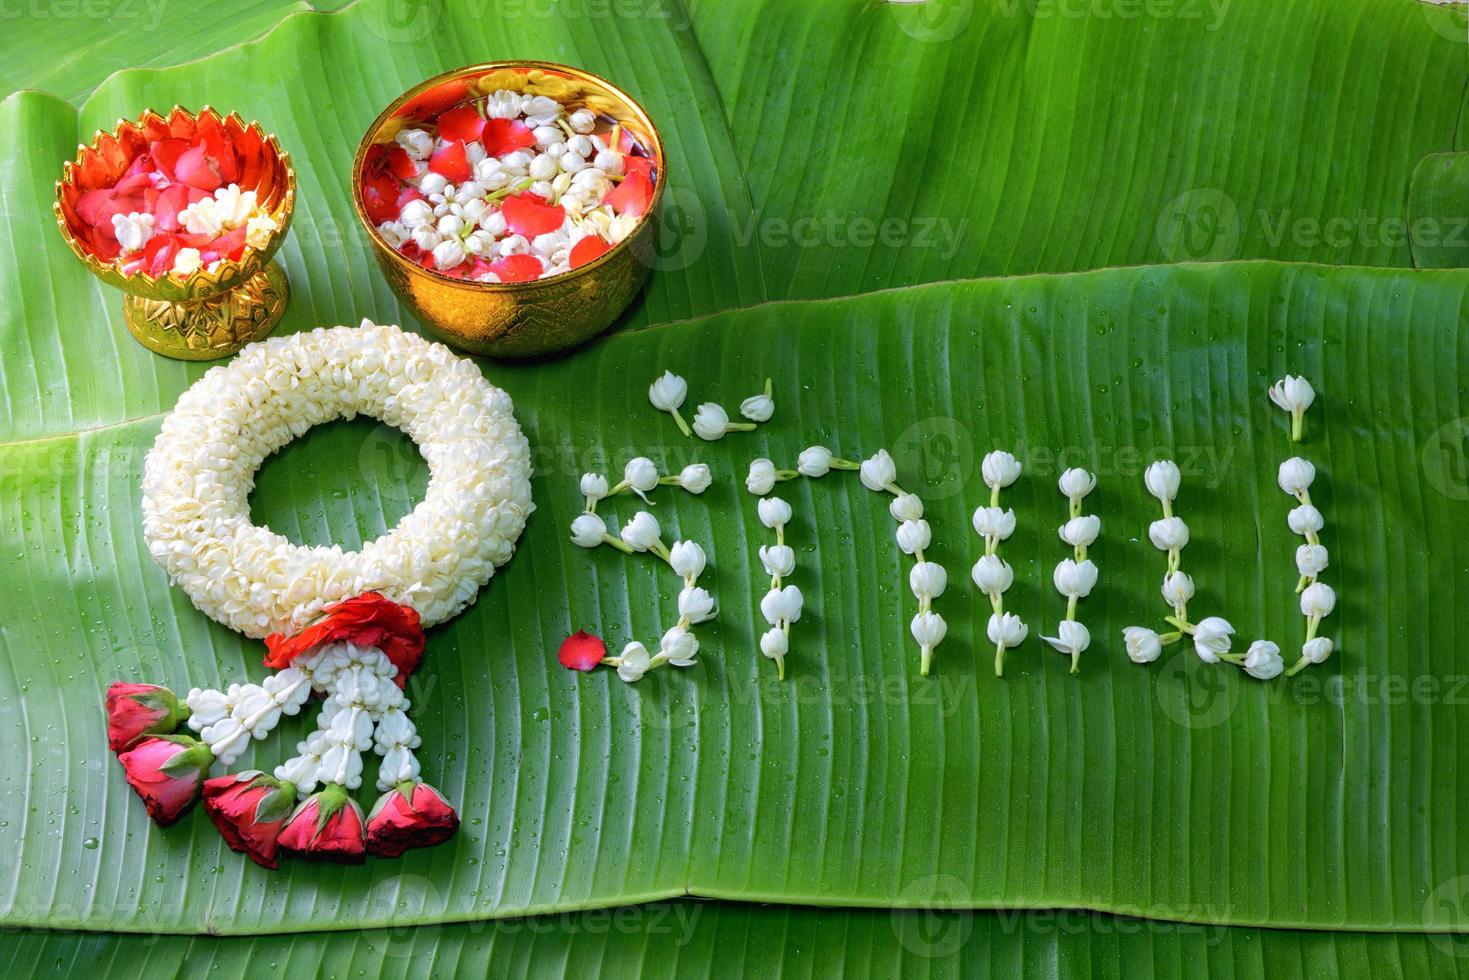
[366,781,460,858]
[117,735,213,826]
[263,592,424,685]
[276,783,366,864]
[104,682,188,751]
[558,630,607,671]
[202,771,297,869]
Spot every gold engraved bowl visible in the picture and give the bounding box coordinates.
[351,61,665,359]
[54,106,295,361]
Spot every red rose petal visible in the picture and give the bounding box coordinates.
[487,253,544,283]
[569,235,612,269]
[558,630,607,671]
[427,140,472,183]
[385,145,418,181]
[198,125,239,183]
[362,184,399,224]
[481,117,536,157]
[75,188,142,233]
[152,184,193,233]
[144,234,181,276]
[397,186,426,208]
[437,105,486,144]
[606,170,653,219]
[208,225,249,262]
[500,193,565,238]
[148,138,190,181]
[623,155,654,182]
[175,143,223,191]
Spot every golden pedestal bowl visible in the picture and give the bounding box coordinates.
[54,107,295,361]
[352,61,665,359]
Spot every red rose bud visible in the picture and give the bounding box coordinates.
[105,682,189,751]
[202,771,298,869]
[277,783,366,864]
[263,592,425,685]
[117,735,213,826]
[366,781,461,858]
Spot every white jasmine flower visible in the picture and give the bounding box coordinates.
[1161,570,1195,608]
[624,457,659,500]
[395,127,434,159]
[1243,639,1284,680]
[1296,543,1329,577]
[431,238,467,271]
[988,612,1028,648]
[1043,620,1091,663]
[569,513,607,549]
[759,627,788,661]
[666,463,709,494]
[693,403,733,441]
[981,450,1021,490]
[171,247,203,276]
[411,225,444,252]
[179,197,225,237]
[668,540,707,579]
[480,209,509,237]
[529,152,558,181]
[568,108,597,133]
[910,611,948,652]
[580,472,609,501]
[889,493,924,522]
[1301,636,1334,664]
[1144,460,1181,503]
[1052,558,1098,599]
[1287,504,1324,536]
[1058,467,1096,501]
[972,506,1016,542]
[895,519,931,555]
[418,172,448,196]
[1123,626,1163,664]
[1269,375,1316,441]
[1148,516,1190,551]
[400,199,434,228]
[620,511,662,552]
[740,381,774,422]
[760,584,804,625]
[595,148,624,175]
[661,626,700,667]
[1278,457,1316,496]
[1301,582,1336,618]
[759,544,796,578]
[758,496,792,528]
[436,214,465,238]
[908,561,948,600]
[486,89,524,119]
[796,446,833,477]
[859,450,898,492]
[377,220,408,248]
[676,586,716,624]
[1058,515,1101,548]
[245,214,278,250]
[617,641,650,683]
[747,458,778,495]
[971,554,1013,595]
[1192,616,1235,664]
[111,211,155,252]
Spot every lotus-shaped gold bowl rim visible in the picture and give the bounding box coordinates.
[53,105,296,303]
[350,60,666,293]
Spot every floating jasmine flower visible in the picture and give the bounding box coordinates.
[693,402,755,441]
[909,562,948,600]
[758,496,793,528]
[1277,457,1315,496]
[740,379,774,422]
[1242,640,1284,680]
[1043,620,1091,674]
[618,456,660,502]
[569,512,608,549]
[859,450,898,492]
[580,473,609,504]
[111,211,155,253]
[1191,616,1235,664]
[895,519,932,556]
[1268,375,1316,442]
[1144,460,1181,507]
[1123,626,1164,664]
[648,371,691,437]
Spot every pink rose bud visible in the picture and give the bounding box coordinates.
[105,682,188,751]
[277,784,366,864]
[116,735,213,826]
[366,781,461,858]
[202,771,297,869]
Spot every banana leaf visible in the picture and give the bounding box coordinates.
[3,903,1469,978]
[2,0,1469,956]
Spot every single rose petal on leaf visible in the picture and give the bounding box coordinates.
[427,140,472,183]
[558,629,606,671]
[606,171,653,218]
[488,253,543,283]
[481,117,536,156]
[437,105,486,144]
[569,235,612,268]
[500,192,565,237]
[174,143,223,191]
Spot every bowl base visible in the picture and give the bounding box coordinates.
[123,260,289,360]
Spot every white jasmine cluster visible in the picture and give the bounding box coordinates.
[140,321,534,637]
[1043,468,1098,674]
[566,465,713,682]
[975,450,1025,676]
[649,370,773,441]
[185,667,313,767]
[114,182,279,278]
[1270,374,1335,676]
[755,496,799,679]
